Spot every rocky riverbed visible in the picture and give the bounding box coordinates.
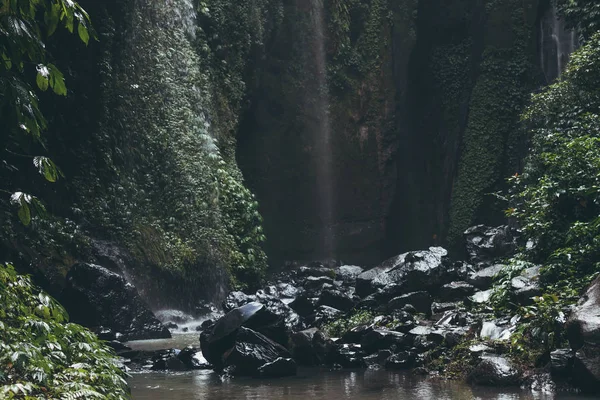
[69,225,600,395]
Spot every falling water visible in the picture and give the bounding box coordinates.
[539,4,578,82]
[311,0,335,259]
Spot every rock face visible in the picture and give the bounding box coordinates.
[566,275,600,392]
[61,263,170,341]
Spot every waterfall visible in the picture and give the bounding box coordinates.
[539,3,578,82]
[311,0,335,259]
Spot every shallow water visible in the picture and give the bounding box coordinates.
[128,368,591,400]
[126,335,591,400]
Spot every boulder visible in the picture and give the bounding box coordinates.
[388,292,432,315]
[61,263,170,341]
[327,343,365,368]
[464,225,519,267]
[289,294,318,317]
[438,281,476,302]
[360,329,409,354]
[467,264,504,289]
[468,289,493,305]
[223,327,293,376]
[364,350,392,369]
[318,289,356,312]
[356,253,407,297]
[385,351,416,370]
[298,262,335,278]
[290,328,330,365]
[566,275,600,392]
[335,265,364,285]
[550,348,573,379]
[306,305,344,327]
[467,354,520,386]
[303,276,335,292]
[223,291,256,312]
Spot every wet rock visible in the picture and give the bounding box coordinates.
[443,328,468,347]
[327,343,365,368]
[61,263,170,341]
[178,346,210,369]
[257,357,297,378]
[468,354,520,386]
[361,330,409,354]
[340,324,373,344]
[151,349,186,371]
[525,372,556,394]
[356,253,407,297]
[318,289,356,312]
[468,289,493,304]
[307,305,344,327]
[431,302,461,314]
[298,263,335,278]
[223,327,293,376]
[275,283,301,299]
[223,291,256,312]
[469,344,493,354]
[550,348,573,379]
[464,225,519,267]
[467,264,504,289]
[385,351,416,370]
[303,276,335,292]
[511,266,541,305]
[480,320,514,341]
[369,247,454,294]
[335,265,364,285]
[290,328,330,366]
[438,281,476,302]
[289,295,318,317]
[566,275,600,392]
[164,322,178,330]
[388,292,431,315]
[364,349,392,369]
[200,302,265,367]
[356,294,380,311]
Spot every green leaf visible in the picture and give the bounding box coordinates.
[47,63,67,96]
[17,203,31,226]
[77,21,89,45]
[33,156,61,182]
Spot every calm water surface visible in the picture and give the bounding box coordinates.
[128,368,592,400]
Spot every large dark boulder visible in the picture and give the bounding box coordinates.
[223,291,256,312]
[318,289,356,312]
[467,264,504,289]
[290,328,330,365]
[438,281,476,302]
[224,327,294,376]
[61,263,170,341]
[360,329,410,354]
[356,253,407,297]
[566,276,600,392]
[464,225,519,267]
[388,292,432,315]
[257,357,298,378]
[467,354,520,386]
[356,247,453,298]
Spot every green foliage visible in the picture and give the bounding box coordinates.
[323,310,374,337]
[505,33,600,291]
[0,0,93,224]
[491,32,600,366]
[0,263,129,399]
[556,0,600,40]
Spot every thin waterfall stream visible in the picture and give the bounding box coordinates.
[312,0,335,259]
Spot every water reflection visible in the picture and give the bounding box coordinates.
[128,368,589,400]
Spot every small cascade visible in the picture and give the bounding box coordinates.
[539,4,578,82]
[311,0,335,259]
